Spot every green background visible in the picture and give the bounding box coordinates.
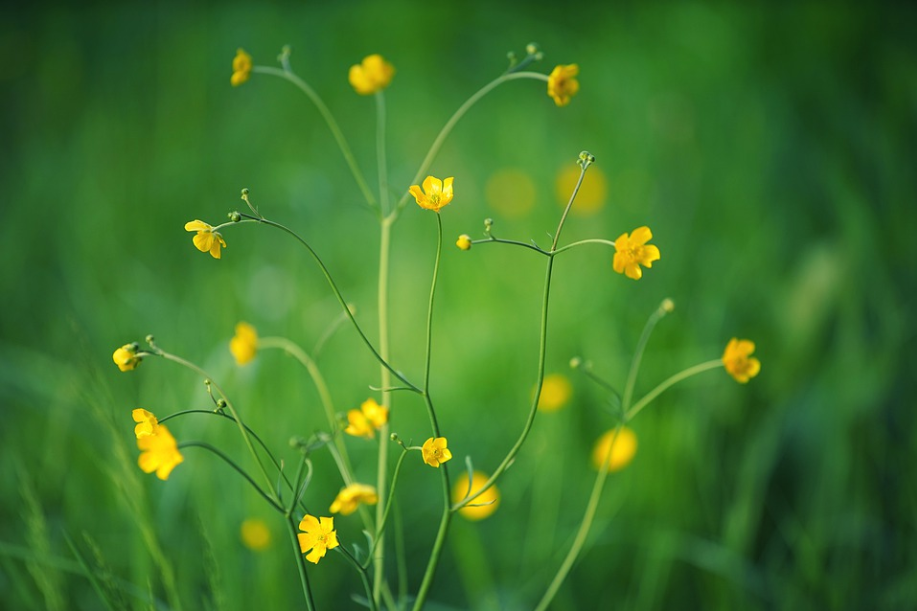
[2,2,915,610]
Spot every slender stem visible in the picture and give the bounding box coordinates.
[552,238,617,256]
[625,360,723,421]
[178,442,282,512]
[286,515,317,611]
[422,213,444,433]
[362,450,411,570]
[376,91,390,216]
[550,163,588,252]
[622,306,668,412]
[336,545,378,611]
[474,236,550,256]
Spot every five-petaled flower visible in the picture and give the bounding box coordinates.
[410,176,454,212]
[297,514,339,564]
[113,343,142,372]
[722,338,761,383]
[137,423,183,480]
[231,48,252,87]
[452,471,500,521]
[591,426,638,472]
[422,437,452,468]
[230,322,258,366]
[344,398,388,438]
[348,54,395,95]
[547,64,580,107]
[613,226,660,280]
[185,220,227,259]
[132,408,159,439]
[329,484,379,516]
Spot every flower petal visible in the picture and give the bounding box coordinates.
[192,232,213,253]
[631,226,652,244]
[185,220,211,232]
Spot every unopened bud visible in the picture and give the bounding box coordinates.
[229,211,241,222]
[660,298,675,313]
[526,43,539,56]
[456,235,472,251]
[216,398,227,409]
[241,188,250,198]
[569,357,582,369]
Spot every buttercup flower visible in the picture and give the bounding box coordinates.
[613,226,660,280]
[112,343,141,372]
[137,423,184,480]
[348,54,395,95]
[456,235,472,251]
[591,426,637,471]
[184,220,227,259]
[231,48,252,87]
[722,338,761,383]
[410,176,454,212]
[343,399,388,438]
[240,518,271,551]
[547,64,579,107]
[452,471,500,521]
[297,514,339,564]
[230,322,258,366]
[536,374,572,413]
[132,408,159,439]
[422,437,452,468]
[360,398,388,428]
[329,484,379,516]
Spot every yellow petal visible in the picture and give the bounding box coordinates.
[305,546,325,564]
[185,220,211,232]
[625,264,643,280]
[192,232,213,253]
[442,177,454,199]
[643,244,661,263]
[299,514,320,533]
[631,226,652,244]
[422,176,441,196]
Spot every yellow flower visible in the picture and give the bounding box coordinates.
[456,235,472,251]
[591,426,637,471]
[137,423,183,480]
[613,226,660,280]
[329,484,379,516]
[536,374,572,413]
[132,408,159,439]
[240,518,272,551]
[230,322,258,366]
[343,399,388,438]
[297,515,339,564]
[360,398,388,428]
[547,64,579,107]
[410,176,454,212]
[184,220,227,260]
[452,471,499,521]
[422,437,452,468]
[348,54,395,95]
[722,338,761,383]
[231,48,252,87]
[112,343,141,372]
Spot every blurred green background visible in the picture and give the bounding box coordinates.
[2,2,916,610]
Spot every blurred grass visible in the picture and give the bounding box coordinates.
[2,2,916,610]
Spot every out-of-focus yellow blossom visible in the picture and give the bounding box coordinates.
[230,322,258,365]
[422,437,452,468]
[240,518,271,551]
[231,49,252,86]
[360,398,388,428]
[113,343,141,372]
[536,374,573,413]
[452,471,500,521]
[132,408,159,439]
[410,176,454,212]
[297,515,339,564]
[555,163,607,216]
[485,168,536,218]
[613,226,660,280]
[547,64,579,107]
[137,423,183,480]
[348,54,395,95]
[591,426,637,471]
[722,338,761,383]
[329,484,379,516]
[344,398,388,438]
[184,220,227,260]
[456,235,472,251]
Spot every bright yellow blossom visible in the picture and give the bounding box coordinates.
[297,514,339,564]
[137,423,183,480]
[422,437,452,468]
[722,338,761,383]
[410,176,454,212]
[536,374,573,413]
[547,64,579,107]
[184,220,227,260]
[230,322,258,365]
[591,426,637,471]
[613,226,660,280]
[348,54,395,95]
[231,49,252,86]
[132,408,159,439]
[240,518,272,551]
[329,484,379,516]
[452,471,500,521]
[343,398,388,438]
[112,343,141,372]
[456,235,472,251]
[360,398,388,428]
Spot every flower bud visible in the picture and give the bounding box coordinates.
[660,298,675,314]
[456,235,472,251]
[216,398,227,409]
[569,357,582,369]
[229,211,242,222]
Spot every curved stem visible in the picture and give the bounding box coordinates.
[552,238,617,256]
[625,360,723,421]
[550,163,588,252]
[179,442,282,513]
[622,306,668,412]
[422,213,444,433]
[474,236,550,256]
[336,544,378,611]
[286,515,317,611]
[362,446,411,569]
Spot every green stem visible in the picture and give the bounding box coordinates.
[179,442,282,513]
[552,238,617,256]
[336,545,377,611]
[625,360,724,421]
[622,305,669,412]
[286,515,317,611]
[376,91,390,216]
[474,236,550,256]
[362,450,411,570]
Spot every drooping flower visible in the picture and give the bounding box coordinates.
[536,374,573,413]
[722,338,761,383]
[137,423,184,480]
[230,322,258,365]
[184,220,227,260]
[591,426,637,471]
[547,64,579,107]
[231,48,252,87]
[132,408,159,439]
[456,235,472,251]
[329,484,379,516]
[343,399,388,438]
[410,176,454,212]
[297,515,339,564]
[613,226,660,280]
[348,54,395,95]
[112,343,142,372]
[422,437,452,468]
[452,471,500,521]
[240,518,272,551]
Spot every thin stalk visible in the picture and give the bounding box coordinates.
[362,450,411,570]
[286,516,317,611]
[337,545,378,611]
[179,442,282,513]
[625,360,723,421]
[376,91,390,216]
[552,237,617,255]
[622,306,668,412]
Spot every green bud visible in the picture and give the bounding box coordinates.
[229,211,242,222]
[216,398,227,408]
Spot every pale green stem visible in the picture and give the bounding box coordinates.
[376,91,390,216]
[622,306,668,412]
[552,238,617,255]
[625,360,724,421]
[178,442,282,512]
[336,545,378,611]
[362,450,411,570]
[285,516,316,611]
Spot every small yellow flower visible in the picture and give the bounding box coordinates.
[591,426,637,471]
[240,518,272,551]
[536,374,572,413]
[184,220,227,260]
[297,514,339,564]
[547,64,580,107]
[112,343,141,372]
[452,471,500,521]
[456,235,472,251]
[137,423,183,480]
[410,176,454,212]
[132,408,159,439]
[422,437,452,468]
[613,226,660,280]
[230,322,258,366]
[722,338,761,383]
[348,54,395,95]
[343,399,388,438]
[360,398,388,428]
[329,484,379,516]
[231,48,252,87]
